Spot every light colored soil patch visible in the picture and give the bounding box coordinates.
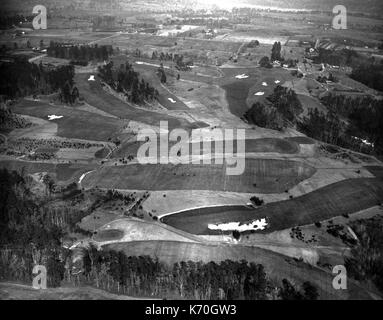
[94,218,203,245]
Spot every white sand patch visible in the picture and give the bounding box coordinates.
[78,170,94,184]
[168,97,177,103]
[47,115,63,121]
[235,74,249,79]
[275,80,280,84]
[88,75,95,81]
[262,82,268,86]
[254,92,264,96]
[208,218,268,232]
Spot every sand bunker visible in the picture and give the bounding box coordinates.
[208,218,268,232]
[168,98,176,103]
[235,74,249,79]
[254,92,265,96]
[47,115,63,121]
[88,75,95,81]
[262,82,268,86]
[275,80,280,84]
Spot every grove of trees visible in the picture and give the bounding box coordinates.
[47,41,113,63]
[244,86,302,130]
[98,61,159,104]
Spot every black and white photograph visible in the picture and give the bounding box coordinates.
[0,0,383,305]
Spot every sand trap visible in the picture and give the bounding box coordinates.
[275,80,280,84]
[254,92,264,96]
[78,170,94,184]
[208,218,268,232]
[168,98,176,103]
[235,74,249,79]
[88,75,95,81]
[262,82,268,86]
[135,61,144,65]
[47,115,63,121]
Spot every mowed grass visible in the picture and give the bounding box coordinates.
[0,160,96,182]
[75,73,205,131]
[11,99,124,141]
[162,178,383,235]
[219,67,294,118]
[112,137,299,158]
[93,229,124,242]
[104,240,371,300]
[82,159,315,193]
[0,283,140,300]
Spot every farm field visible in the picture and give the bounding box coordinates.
[162,178,383,235]
[82,159,316,193]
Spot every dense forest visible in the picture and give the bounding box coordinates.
[350,64,383,92]
[98,61,159,104]
[244,86,302,130]
[345,215,383,293]
[315,93,383,155]
[0,59,79,104]
[0,168,319,299]
[80,247,318,300]
[47,42,113,64]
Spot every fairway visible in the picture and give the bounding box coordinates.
[75,73,206,131]
[111,137,299,158]
[162,178,383,235]
[82,159,316,193]
[11,99,124,142]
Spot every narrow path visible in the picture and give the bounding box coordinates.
[28,54,47,63]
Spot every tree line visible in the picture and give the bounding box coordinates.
[47,42,113,64]
[0,59,79,104]
[98,61,159,104]
[78,246,318,300]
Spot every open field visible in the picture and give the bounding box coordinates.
[162,178,383,235]
[82,159,316,193]
[104,240,373,300]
